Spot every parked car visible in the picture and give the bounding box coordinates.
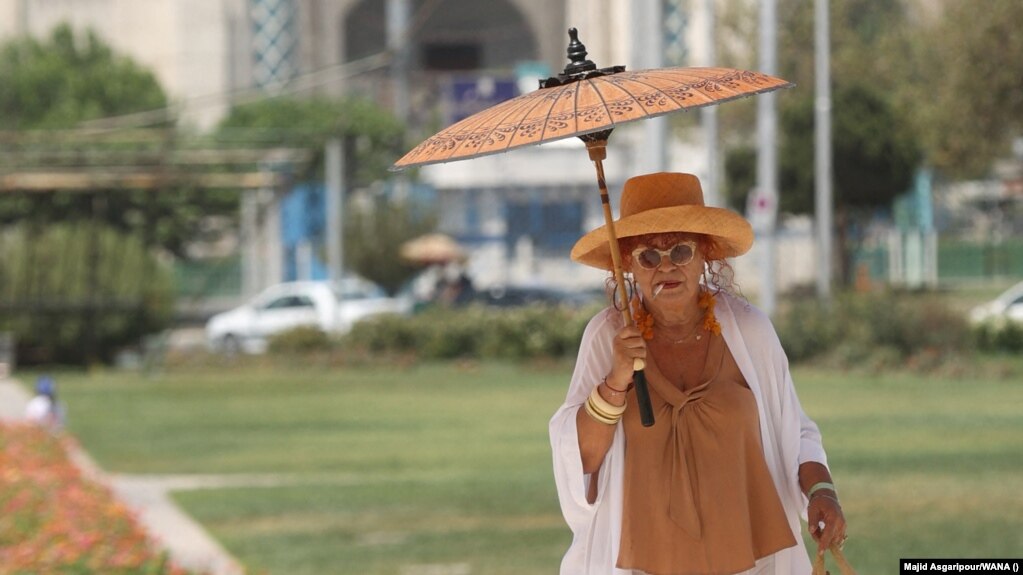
[969,280,1023,325]
[206,277,411,354]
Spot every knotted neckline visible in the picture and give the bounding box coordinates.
[642,340,726,538]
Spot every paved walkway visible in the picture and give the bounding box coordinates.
[0,377,245,575]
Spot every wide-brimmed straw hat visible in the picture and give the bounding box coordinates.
[570,172,754,270]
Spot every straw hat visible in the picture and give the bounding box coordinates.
[570,172,754,270]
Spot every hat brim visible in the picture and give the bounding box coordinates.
[570,205,754,270]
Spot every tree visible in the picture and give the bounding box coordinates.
[723,0,923,285]
[0,25,238,258]
[912,0,1023,177]
[343,194,437,296]
[0,24,166,129]
[215,96,405,188]
[0,223,174,364]
[216,96,420,293]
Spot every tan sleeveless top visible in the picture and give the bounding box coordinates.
[617,336,796,575]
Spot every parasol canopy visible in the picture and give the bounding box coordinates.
[394,65,791,169]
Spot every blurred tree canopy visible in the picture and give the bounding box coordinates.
[0,24,167,129]
[0,223,174,364]
[722,0,1023,201]
[215,96,406,188]
[343,193,437,296]
[723,0,925,284]
[912,0,1023,177]
[216,96,424,292]
[0,24,237,258]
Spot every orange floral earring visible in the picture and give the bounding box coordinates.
[699,289,722,336]
[630,292,654,341]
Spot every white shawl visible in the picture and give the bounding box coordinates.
[549,293,828,575]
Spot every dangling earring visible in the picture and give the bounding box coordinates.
[608,273,639,314]
[631,290,654,340]
[699,268,722,336]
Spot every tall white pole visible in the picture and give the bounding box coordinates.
[815,0,833,300]
[634,0,668,173]
[326,138,345,281]
[757,0,779,315]
[386,0,410,124]
[701,0,720,206]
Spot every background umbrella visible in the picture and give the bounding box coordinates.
[393,28,793,426]
[400,233,466,266]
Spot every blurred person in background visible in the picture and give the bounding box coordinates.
[25,375,65,429]
[549,173,846,574]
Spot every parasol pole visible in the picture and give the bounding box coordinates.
[584,136,656,428]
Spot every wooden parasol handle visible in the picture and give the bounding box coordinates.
[585,139,654,427]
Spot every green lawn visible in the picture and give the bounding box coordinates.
[50,362,1023,574]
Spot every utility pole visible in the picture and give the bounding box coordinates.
[634,0,668,174]
[701,0,720,206]
[815,0,834,301]
[386,0,411,201]
[326,138,345,281]
[386,0,411,124]
[757,0,779,315]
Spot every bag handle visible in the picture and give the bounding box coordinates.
[811,543,857,575]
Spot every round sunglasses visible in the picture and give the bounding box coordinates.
[631,240,697,270]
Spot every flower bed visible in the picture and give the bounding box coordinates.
[0,423,195,575]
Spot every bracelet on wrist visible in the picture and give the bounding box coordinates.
[585,385,626,425]
[807,481,837,499]
[811,493,841,507]
[602,376,630,395]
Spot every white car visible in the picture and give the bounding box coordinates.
[969,280,1023,326]
[206,277,411,354]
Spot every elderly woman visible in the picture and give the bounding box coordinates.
[550,173,846,575]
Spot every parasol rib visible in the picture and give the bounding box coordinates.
[583,76,618,130]
[532,81,576,147]
[469,82,556,158]
[616,75,691,111]
[444,95,524,161]
[504,82,570,149]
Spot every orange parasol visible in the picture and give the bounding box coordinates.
[393,28,793,426]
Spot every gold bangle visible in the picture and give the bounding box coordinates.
[586,396,620,422]
[584,397,619,425]
[589,385,626,417]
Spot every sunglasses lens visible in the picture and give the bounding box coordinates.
[670,243,695,266]
[638,249,662,269]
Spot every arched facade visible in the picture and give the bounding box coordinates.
[297,0,564,80]
[343,0,539,70]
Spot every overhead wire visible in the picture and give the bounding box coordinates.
[79,0,446,131]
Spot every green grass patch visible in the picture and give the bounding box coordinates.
[44,362,1023,574]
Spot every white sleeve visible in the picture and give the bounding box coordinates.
[742,299,829,469]
[549,308,627,574]
[550,308,615,522]
[783,355,828,468]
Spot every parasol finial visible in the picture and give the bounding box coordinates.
[564,28,596,75]
[540,28,625,88]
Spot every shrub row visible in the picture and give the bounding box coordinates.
[973,319,1023,353]
[774,290,976,367]
[336,305,601,361]
[269,290,1015,369]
